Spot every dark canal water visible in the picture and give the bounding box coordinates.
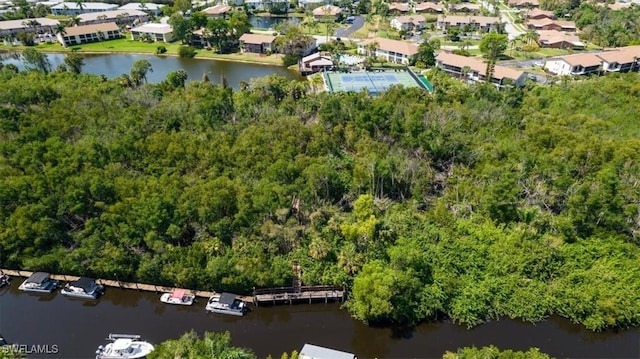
[249,15,301,30]
[0,53,302,89]
[1,279,639,358]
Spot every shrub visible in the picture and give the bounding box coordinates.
[178,46,196,58]
[282,53,300,67]
[156,45,167,54]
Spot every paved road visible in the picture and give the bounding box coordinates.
[335,15,364,38]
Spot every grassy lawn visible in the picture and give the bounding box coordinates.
[300,21,347,36]
[0,37,285,66]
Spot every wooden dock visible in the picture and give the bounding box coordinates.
[0,268,253,302]
[253,285,345,306]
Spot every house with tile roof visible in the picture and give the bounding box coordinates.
[390,15,427,31]
[543,53,603,75]
[56,22,120,46]
[357,37,419,64]
[536,30,583,49]
[436,15,502,32]
[239,33,277,53]
[435,51,528,88]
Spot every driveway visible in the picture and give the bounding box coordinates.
[335,15,364,38]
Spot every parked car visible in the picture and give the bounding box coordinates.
[345,15,355,23]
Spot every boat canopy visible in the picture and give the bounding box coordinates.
[70,277,96,291]
[171,289,186,299]
[27,272,50,284]
[112,339,132,351]
[219,292,237,305]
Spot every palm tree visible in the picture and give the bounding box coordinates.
[54,23,67,38]
[96,30,105,46]
[364,40,379,57]
[75,0,85,12]
[69,16,81,26]
[461,65,471,80]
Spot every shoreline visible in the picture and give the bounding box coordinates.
[0,45,290,68]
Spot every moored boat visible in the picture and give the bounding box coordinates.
[61,277,105,299]
[95,334,154,359]
[160,289,195,306]
[205,292,248,316]
[18,272,59,293]
[0,272,10,288]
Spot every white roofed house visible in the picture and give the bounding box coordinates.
[390,15,427,32]
[298,0,330,10]
[78,10,147,26]
[130,23,173,42]
[299,344,356,359]
[436,15,502,32]
[57,22,120,46]
[50,2,118,15]
[358,37,419,65]
[118,2,163,16]
[0,17,59,37]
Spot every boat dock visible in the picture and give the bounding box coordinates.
[252,285,345,306]
[0,268,253,302]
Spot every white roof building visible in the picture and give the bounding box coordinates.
[130,23,173,42]
[78,9,147,24]
[300,344,356,359]
[118,2,163,15]
[51,2,118,15]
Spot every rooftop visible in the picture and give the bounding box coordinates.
[239,33,277,44]
[64,22,119,36]
[300,344,355,359]
[78,9,146,22]
[0,17,59,30]
[553,52,604,67]
[360,36,419,56]
[118,2,163,11]
[312,5,342,16]
[51,1,118,10]
[131,23,173,33]
[202,4,231,15]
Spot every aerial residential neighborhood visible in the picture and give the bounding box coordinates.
[0,0,639,91]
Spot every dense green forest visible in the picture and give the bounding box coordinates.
[1,62,640,330]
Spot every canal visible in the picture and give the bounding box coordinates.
[0,280,638,358]
[0,53,303,89]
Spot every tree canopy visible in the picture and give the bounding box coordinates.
[0,63,640,331]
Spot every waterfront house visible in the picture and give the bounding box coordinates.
[436,15,501,32]
[0,17,59,37]
[299,344,356,359]
[357,37,418,64]
[51,2,118,16]
[414,2,444,13]
[536,30,583,49]
[390,15,426,32]
[202,4,231,19]
[56,22,120,46]
[78,10,147,25]
[130,23,174,42]
[543,53,603,76]
[435,51,527,88]
[239,33,276,53]
[526,18,576,32]
[299,52,333,74]
[312,5,342,21]
[118,2,163,16]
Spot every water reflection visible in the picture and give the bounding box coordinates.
[1,53,302,89]
[0,280,639,358]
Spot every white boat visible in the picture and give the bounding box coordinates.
[205,292,248,316]
[0,273,10,288]
[160,289,195,305]
[61,277,105,299]
[18,272,59,293]
[95,334,154,359]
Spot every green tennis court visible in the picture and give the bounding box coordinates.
[324,69,430,95]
